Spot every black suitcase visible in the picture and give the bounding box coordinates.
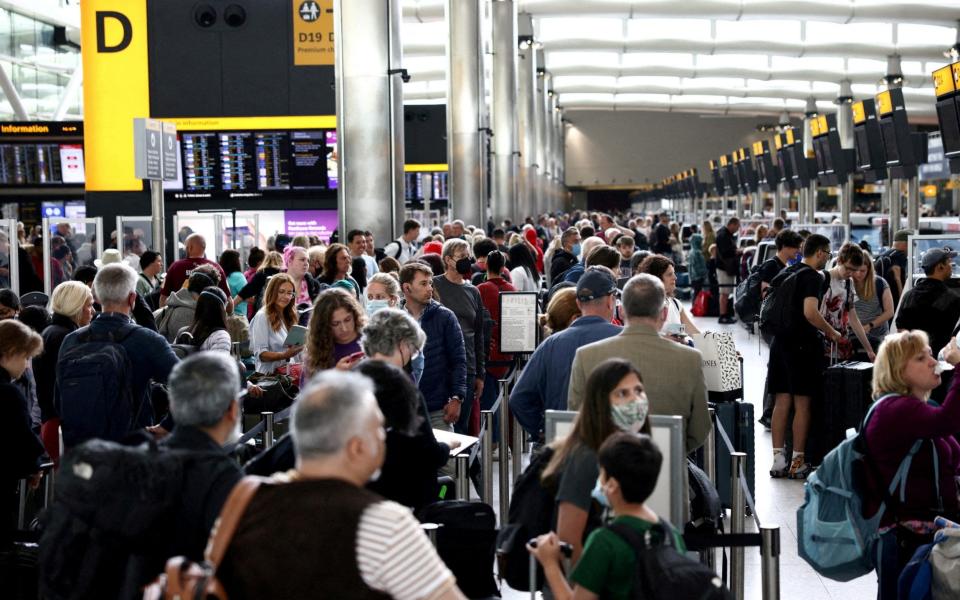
[417,501,499,599]
[713,400,755,510]
[807,361,873,465]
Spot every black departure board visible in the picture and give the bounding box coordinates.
[0,144,67,185]
[404,172,449,202]
[178,129,334,197]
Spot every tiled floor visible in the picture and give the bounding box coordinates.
[492,308,878,600]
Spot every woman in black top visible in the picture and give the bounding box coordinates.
[33,281,95,465]
[1,319,46,545]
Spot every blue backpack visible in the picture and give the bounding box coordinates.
[57,323,140,447]
[797,394,936,581]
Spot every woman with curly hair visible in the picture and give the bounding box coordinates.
[249,273,301,374]
[303,288,368,377]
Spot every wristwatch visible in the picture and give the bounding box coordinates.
[447,396,463,406]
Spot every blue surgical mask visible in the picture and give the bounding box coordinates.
[572,243,582,257]
[591,477,610,508]
[366,299,390,314]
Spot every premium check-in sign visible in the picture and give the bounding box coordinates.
[293,0,334,66]
[162,121,178,181]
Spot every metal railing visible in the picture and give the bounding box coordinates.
[701,410,781,600]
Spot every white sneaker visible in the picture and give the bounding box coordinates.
[770,452,788,478]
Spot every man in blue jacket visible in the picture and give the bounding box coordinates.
[510,267,621,440]
[400,262,467,431]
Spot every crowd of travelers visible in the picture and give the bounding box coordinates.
[1,209,960,600]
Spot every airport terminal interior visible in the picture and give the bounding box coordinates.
[5,1,960,599]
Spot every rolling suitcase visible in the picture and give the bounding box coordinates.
[807,361,873,465]
[417,501,499,599]
[712,400,755,510]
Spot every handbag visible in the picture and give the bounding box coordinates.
[142,478,263,600]
[691,332,741,393]
[245,372,299,413]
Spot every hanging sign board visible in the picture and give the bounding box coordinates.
[161,121,178,181]
[499,292,539,354]
[292,0,335,66]
[133,117,163,180]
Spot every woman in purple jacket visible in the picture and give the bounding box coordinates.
[866,330,960,599]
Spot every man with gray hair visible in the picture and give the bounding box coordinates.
[567,273,710,452]
[433,237,488,434]
[218,371,467,600]
[57,263,179,447]
[161,352,242,562]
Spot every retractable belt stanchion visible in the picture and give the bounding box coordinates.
[455,454,471,501]
[510,360,525,482]
[761,524,782,600]
[482,410,495,505]
[498,378,511,521]
[730,452,747,600]
[44,468,56,509]
[262,412,275,449]
[702,408,717,572]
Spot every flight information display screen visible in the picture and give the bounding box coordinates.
[404,172,449,201]
[0,143,85,186]
[177,129,336,197]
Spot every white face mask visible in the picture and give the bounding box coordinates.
[610,393,649,433]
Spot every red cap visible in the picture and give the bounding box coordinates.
[423,240,444,255]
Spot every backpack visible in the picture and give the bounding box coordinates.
[388,239,404,260]
[495,446,557,591]
[796,394,935,582]
[686,459,722,536]
[57,323,140,448]
[758,263,811,337]
[875,250,903,304]
[608,519,732,600]
[38,438,194,600]
[733,263,764,324]
[170,331,200,360]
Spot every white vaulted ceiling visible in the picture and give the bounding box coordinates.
[402,0,960,118]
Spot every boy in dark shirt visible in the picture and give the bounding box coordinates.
[767,234,842,479]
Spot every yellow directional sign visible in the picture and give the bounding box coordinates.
[876,90,893,116]
[293,0,335,66]
[785,128,796,146]
[852,101,866,125]
[933,65,956,98]
[817,114,828,134]
[809,118,821,137]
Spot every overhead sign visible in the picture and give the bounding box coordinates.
[82,0,150,191]
[934,65,956,98]
[161,121,178,181]
[852,101,866,125]
[134,118,163,180]
[293,0,334,66]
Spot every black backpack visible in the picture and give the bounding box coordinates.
[495,446,556,591]
[686,459,721,536]
[758,263,811,337]
[38,438,194,600]
[875,249,903,304]
[608,520,733,600]
[733,262,764,324]
[57,323,140,448]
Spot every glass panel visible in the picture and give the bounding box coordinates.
[846,58,887,74]
[696,54,769,70]
[557,92,615,104]
[552,75,618,90]
[546,51,620,69]
[670,94,728,105]
[617,75,681,88]
[715,20,801,44]
[117,218,155,267]
[0,220,15,293]
[804,22,892,46]
[622,52,693,69]
[898,24,955,47]
[615,93,671,103]
[771,55,845,73]
[680,77,746,91]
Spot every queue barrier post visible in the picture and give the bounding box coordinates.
[511,411,523,483]
[730,452,747,600]
[703,407,718,572]
[422,522,440,548]
[481,410,495,506]
[498,378,511,522]
[262,412,275,449]
[761,524,781,600]
[455,453,471,501]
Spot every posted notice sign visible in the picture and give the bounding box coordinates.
[293,0,334,66]
[499,292,539,354]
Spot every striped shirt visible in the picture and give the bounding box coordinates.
[356,500,456,600]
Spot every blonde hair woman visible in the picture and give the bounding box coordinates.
[864,331,960,598]
[851,253,895,354]
[540,287,581,337]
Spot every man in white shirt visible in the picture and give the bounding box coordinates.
[348,229,379,278]
[218,370,467,600]
[383,219,422,264]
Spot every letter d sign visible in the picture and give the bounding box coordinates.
[96,11,132,53]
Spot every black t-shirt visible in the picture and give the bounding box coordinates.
[758,256,786,285]
[787,264,825,343]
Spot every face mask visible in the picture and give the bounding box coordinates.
[572,243,581,257]
[366,299,390,314]
[455,257,473,275]
[610,394,649,433]
[591,477,610,508]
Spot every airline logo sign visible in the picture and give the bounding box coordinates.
[293,0,334,66]
[933,65,955,98]
[82,0,150,191]
[852,101,866,125]
[876,90,894,116]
